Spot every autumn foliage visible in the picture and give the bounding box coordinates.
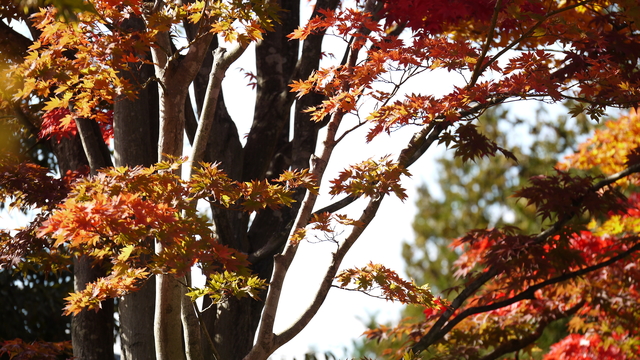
[2,0,640,359]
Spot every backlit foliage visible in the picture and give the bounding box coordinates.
[559,108,640,185]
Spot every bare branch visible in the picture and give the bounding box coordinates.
[475,0,593,78]
[187,43,247,176]
[312,195,359,216]
[468,0,504,88]
[273,195,385,348]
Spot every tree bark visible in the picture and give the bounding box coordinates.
[119,278,157,360]
[196,1,343,358]
[198,2,301,359]
[150,12,214,358]
[114,40,159,360]
[72,256,115,360]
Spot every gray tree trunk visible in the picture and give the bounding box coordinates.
[192,0,340,358]
[113,15,159,360]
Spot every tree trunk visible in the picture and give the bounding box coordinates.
[113,15,159,359]
[73,256,115,360]
[200,1,303,358]
[114,80,158,360]
[119,279,156,360]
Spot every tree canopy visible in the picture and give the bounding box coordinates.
[1,0,640,359]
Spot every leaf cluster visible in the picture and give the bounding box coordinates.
[336,262,436,307]
[514,170,627,223]
[0,338,72,360]
[329,156,410,201]
[367,111,640,359]
[186,271,267,303]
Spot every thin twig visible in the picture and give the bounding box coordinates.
[468,0,504,88]
[476,0,593,77]
[191,300,220,360]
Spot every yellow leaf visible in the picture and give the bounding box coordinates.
[117,244,136,262]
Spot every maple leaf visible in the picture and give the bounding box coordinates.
[441,122,518,163]
[514,170,626,223]
[330,156,411,201]
[186,271,267,303]
[63,268,150,315]
[0,156,72,211]
[39,107,77,142]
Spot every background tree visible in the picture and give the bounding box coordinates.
[351,105,593,358]
[0,270,72,344]
[2,1,640,360]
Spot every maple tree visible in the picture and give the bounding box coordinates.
[2,0,640,360]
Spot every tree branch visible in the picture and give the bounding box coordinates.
[475,0,593,78]
[0,20,32,63]
[246,99,348,360]
[289,0,342,91]
[259,37,513,355]
[252,50,522,359]
[187,43,247,175]
[468,0,503,89]
[191,298,220,360]
[438,239,640,343]
[245,3,381,358]
[73,117,113,173]
[398,96,507,168]
[181,274,204,360]
[273,195,385,348]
